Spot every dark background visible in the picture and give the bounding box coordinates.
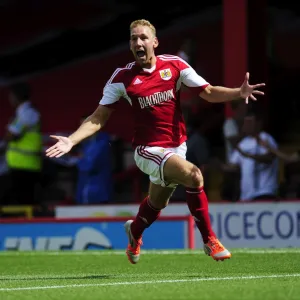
[0,0,299,208]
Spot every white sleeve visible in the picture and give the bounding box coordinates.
[99,82,126,106]
[229,149,241,165]
[267,134,278,149]
[180,67,209,88]
[259,132,278,153]
[223,119,238,138]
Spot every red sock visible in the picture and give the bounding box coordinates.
[186,186,216,243]
[130,196,161,240]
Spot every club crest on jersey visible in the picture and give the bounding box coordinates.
[160,69,172,81]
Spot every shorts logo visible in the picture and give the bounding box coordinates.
[160,68,172,81]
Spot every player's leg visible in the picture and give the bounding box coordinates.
[163,154,231,261]
[125,182,175,264]
[130,182,175,239]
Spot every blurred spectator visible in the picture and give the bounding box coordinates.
[176,38,195,65]
[2,82,42,205]
[0,139,10,204]
[223,101,247,162]
[256,138,299,164]
[75,129,113,204]
[52,117,113,204]
[255,139,300,198]
[224,113,279,201]
[220,101,247,201]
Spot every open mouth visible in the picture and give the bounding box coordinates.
[136,50,146,58]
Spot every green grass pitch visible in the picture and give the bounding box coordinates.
[0,249,299,300]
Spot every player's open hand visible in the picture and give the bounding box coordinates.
[45,135,74,158]
[240,72,265,104]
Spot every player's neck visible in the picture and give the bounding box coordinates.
[139,55,157,69]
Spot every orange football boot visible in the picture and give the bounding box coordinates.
[204,236,232,261]
[124,220,143,264]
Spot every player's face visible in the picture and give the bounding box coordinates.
[130,25,158,68]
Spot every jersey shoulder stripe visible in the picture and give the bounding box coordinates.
[158,54,180,59]
[126,61,136,68]
[158,54,191,68]
[106,62,135,86]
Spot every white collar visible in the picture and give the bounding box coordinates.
[143,65,156,73]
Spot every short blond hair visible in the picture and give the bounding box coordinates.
[130,19,156,37]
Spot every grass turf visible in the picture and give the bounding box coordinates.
[0,249,299,300]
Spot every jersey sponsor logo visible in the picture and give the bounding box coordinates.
[159,68,172,81]
[138,89,174,109]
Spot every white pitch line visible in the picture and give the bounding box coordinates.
[0,273,187,280]
[0,249,300,256]
[0,274,300,292]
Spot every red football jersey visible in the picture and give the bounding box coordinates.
[99,54,209,148]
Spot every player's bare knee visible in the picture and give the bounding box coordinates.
[188,167,204,188]
[148,183,175,210]
[149,197,168,210]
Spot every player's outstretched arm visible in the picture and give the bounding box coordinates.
[199,72,265,104]
[45,105,113,158]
